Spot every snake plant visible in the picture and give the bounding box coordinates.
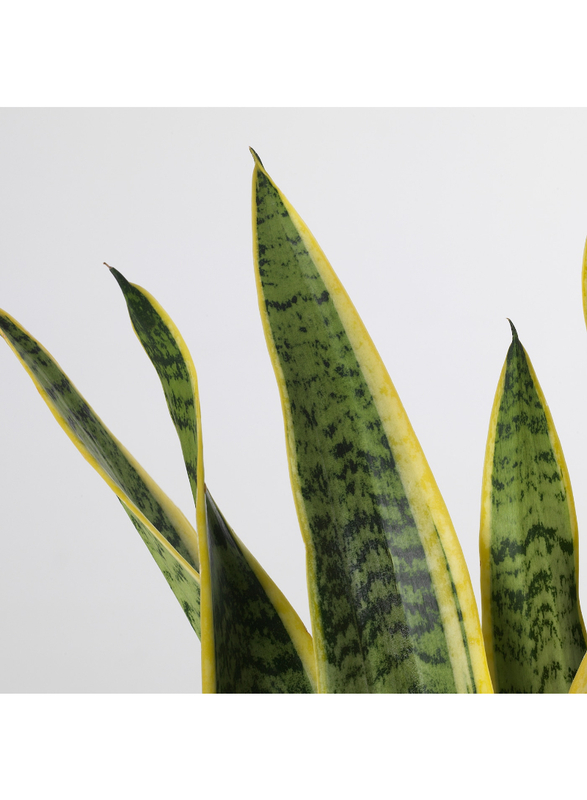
[2,149,587,692]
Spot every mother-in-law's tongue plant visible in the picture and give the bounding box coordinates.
[1,150,587,692]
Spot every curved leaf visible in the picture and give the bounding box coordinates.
[251,149,491,693]
[0,310,202,637]
[120,501,201,637]
[480,321,586,692]
[110,267,316,692]
[107,266,203,511]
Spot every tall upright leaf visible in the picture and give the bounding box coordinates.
[251,150,491,693]
[110,268,317,692]
[480,321,586,692]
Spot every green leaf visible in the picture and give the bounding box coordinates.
[120,501,201,637]
[107,266,202,511]
[480,321,586,692]
[251,150,492,693]
[0,310,202,638]
[570,651,587,693]
[110,266,317,692]
[206,489,316,692]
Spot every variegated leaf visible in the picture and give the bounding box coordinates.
[251,149,491,693]
[480,321,586,692]
[0,310,202,637]
[205,489,316,692]
[110,267,317,692]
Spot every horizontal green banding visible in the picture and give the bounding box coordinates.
[206,490,314,693]
[0,314,198,571]
[487,326,586,692]
[255,169,458,692]
[110,268,200,509]
[121,501,201,638]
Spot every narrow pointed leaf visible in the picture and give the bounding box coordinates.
[110,267,316,692]
[206,489,316,692]
[480,322,586,692]
[0,310,202,636]
[108,266,203,512]
[251,150,491,693]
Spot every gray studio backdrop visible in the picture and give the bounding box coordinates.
[2,108,587,691]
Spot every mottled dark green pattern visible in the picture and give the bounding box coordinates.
[0,313,197,571]
[110,268,200,509]
[110,267,317,679]
[254,168,463,693]
[206,489,314,693]
[121,501,201,638]
[0,313,202,641]
[487,324,586,692]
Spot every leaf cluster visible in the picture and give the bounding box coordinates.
[2,152,586,692]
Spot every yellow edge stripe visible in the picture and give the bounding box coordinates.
[570,652,587,692]
[251,153,492,693]
[0,308,201,579]
[117,499,201,585]
[120,283,215,694]
[122,281,214,690]
[199,482,214,692]
[479,356,506,686]
[231,527,318,692]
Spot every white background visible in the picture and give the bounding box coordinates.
[2,108,587,692]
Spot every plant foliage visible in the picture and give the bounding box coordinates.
[1,151,586,692]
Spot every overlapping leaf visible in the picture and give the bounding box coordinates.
[205,489,315,692]
[480,321,586,692]
[110,268,317,692]
[0,310,202,636]
[108,267,202,511]
[570,651,587,693]
[251,149,491,693]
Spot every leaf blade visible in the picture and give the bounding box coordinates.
[206,489,316,692]
[120,500,201,637]
[108,266,203,512]
[0,309,202,635]
[480,322,586,692]
[251,152,491,693]
[110,267,316,692]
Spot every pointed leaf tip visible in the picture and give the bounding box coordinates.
[253,160,492,692]
[107,264,131,293]
[482,314,586,691]
[507,318,518,340]
[249,147,264,168]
